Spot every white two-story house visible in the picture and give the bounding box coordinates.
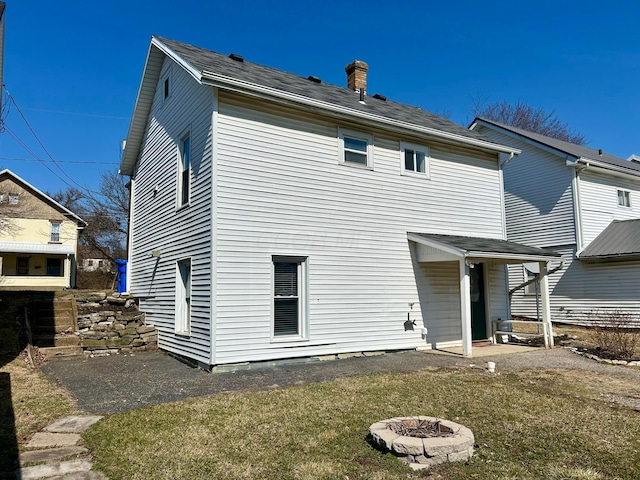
[119,37,558,368]
[471,118,640,324]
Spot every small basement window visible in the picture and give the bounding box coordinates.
[338,128,373,167]
[617,189,631,207]
[400,142,430,176]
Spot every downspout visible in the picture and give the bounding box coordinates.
[570,162,588,252]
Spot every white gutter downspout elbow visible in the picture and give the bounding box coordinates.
[500,151,515,168]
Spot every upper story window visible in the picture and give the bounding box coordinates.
[617,189,631,208]
[178,132,191,207]
[338,128,373,168]
[8,193,19,205]
[400,142,430,177]
[50,222,61,242]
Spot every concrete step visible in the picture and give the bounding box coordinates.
[40,346,83,358]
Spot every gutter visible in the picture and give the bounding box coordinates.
[567,157,640,179]
[200,71,520,156]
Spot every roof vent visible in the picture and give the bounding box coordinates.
[373,93,386,101]
[598,149,603,156]
[307,75,322,84]
[229,53,244,62]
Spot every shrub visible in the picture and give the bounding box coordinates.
[588,309,640,360]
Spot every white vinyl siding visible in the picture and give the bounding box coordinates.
[212,93,507,364]
[510,246,640,324]
[128,57,214,364]
[579,171,640,246]
[476,126,577,248]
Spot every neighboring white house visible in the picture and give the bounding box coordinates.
[119,36,558,368]
[470,118,640,324]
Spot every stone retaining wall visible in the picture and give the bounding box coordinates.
[73,292,157,355]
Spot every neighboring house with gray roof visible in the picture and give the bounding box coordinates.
[120,36,559,368]
[470,118,640,324]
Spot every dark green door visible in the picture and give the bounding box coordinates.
[470,263,487,341]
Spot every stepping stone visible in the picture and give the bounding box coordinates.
[45,415,103,433]
[26,432,81,449]
[49,472,108,479]
[17,459,92,480]
[19,445,88,465]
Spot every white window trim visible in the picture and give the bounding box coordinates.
[617,189,631,208]
[175,258,192,335]
[177,130,191,209]
[49,221,62,243]
[271,256,309,343]
[338,128,374,169]
[400,141,431,178]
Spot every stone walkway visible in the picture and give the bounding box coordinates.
[17,416,106,480]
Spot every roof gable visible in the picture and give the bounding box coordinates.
[471,118,640,178]
[120,36,518,175]
[0,169,87,226]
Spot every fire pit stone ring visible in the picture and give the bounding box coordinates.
[369,416,474,470]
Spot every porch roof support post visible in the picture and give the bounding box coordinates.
[459,258,472,356]
[538,261,554,348]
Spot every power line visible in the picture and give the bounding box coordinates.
[4,88,102,196]
[0,157,118,165]
[24,107,130,120]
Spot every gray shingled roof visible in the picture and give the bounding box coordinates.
[474,118,640,176]
[579,219,640,259]
[410,232,560,259]
[155,36,495,144]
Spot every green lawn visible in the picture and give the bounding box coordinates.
[84,367,640,480]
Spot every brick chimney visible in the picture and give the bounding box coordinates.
[345,60,368,92]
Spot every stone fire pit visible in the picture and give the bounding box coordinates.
[369,416,474,470]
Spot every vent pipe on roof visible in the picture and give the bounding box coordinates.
[598,149,603,156]
[345,60,368,92]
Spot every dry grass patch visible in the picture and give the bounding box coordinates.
[85,367,640,480]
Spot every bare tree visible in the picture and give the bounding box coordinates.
[51,169,129,263]
[471,99,587,145]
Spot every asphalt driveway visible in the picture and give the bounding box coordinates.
[41,347,640,414]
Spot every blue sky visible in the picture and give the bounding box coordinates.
[2,0,638,195]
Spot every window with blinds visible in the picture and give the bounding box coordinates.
[273,256,308,338]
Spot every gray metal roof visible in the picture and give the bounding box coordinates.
[156,36,501,143]
[579,219,640,260]
[473,118,640,176]
[409,232,560,260]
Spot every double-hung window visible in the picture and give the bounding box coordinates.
[50,222,61,242]
[400,142,430,177]
[175,259,191,335]
[523,264,539,296]
[272,256,308,339]
[338,128,373,167]
[617,189,631,208]
[178,133,191,207]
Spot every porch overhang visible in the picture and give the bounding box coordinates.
[408,232,559,357]
[407,232,560,264]
[0,242,75,255]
